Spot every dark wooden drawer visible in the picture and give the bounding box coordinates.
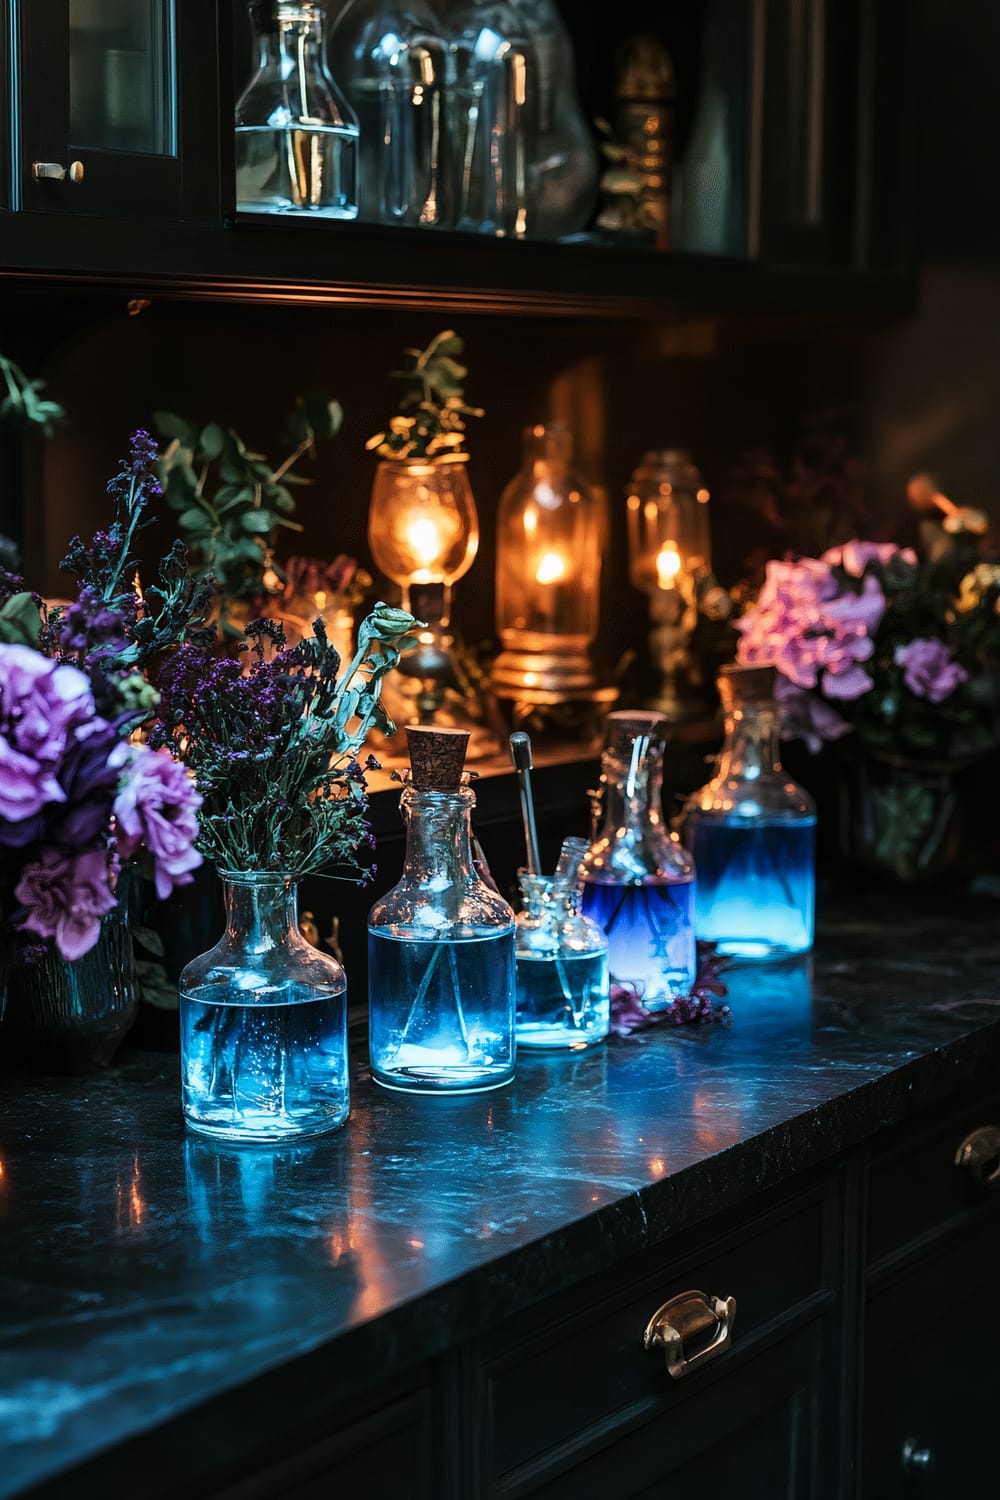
[866,1092,1000,1273]
[211,1388,433,1500]
[481,1179,837,1491]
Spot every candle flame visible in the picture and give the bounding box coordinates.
[656,543,682,586]
[535,551,567,585]
[406,517,445,568]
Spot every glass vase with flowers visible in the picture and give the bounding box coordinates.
[0,431,209,1068]
[152,602,417,1141]
[734,539,1000,883]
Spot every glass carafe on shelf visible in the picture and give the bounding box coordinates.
[445,0,538,237]
[683,665,816,959]
[235,1,360,219]
[516,837,610,1049]
[368,727,517,1093]
[581,711,696,1007]
[330,0,450,227]
[507,0,599,237]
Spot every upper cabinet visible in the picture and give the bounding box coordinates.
[0,0,916,317]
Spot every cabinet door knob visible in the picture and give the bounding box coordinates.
[32,161,85,184]
[642,1290,736,1380]
[954,1125,1000,1191]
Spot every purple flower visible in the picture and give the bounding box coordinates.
[895,638,968,703]
[112,746,203,899]
[774,675,851,753]
[0,646,93,826]
[15,846,118,961]
[821,541,917,577]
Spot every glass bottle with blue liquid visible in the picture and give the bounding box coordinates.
[516,837,610,1049]
[368,726,517,1093]
[581,711,697,1008]
[683,665,816,959]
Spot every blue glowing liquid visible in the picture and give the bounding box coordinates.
[686,814,816,959]
[368,929,516,1093]
[515,950,610,1049]
[181,983,349,1142]
[580,879,697,1005]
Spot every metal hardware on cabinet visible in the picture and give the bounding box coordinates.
[31,161,85,184]
[901,1438,934,1473]
[954,1125,1000,1192]
[642,1290,736,1380]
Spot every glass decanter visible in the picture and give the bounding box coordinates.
[235,1,360,218]
[507,0,598,237]
[515,837,610,1049]
[180,871,349,1142]
[683,665,816,959]
[580,710,696,1007]
[330,0,450,226]
[368,727,516,1093]
[445,0,538,237]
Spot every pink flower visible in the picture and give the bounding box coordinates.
[821,541,917,577]
[0,646,94,826]
[774,676,852,752]
[112,746,203,899]
[15,846,118,961]
[895,639,968,703]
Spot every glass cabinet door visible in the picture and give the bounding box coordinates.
[13,0,211,220]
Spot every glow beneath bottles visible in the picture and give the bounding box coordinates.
[686,814,816,959]
[515,950,610,1049]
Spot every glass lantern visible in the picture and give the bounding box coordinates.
[626,448,712,718]
[367,456,480,719]
[491,423,608,699]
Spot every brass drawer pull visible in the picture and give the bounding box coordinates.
[642,1290,736,1380]
[32,160,85,184]
[954,1126,1000,1192]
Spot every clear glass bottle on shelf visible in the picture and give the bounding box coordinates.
[445,0,538,237]
[235,1,360,219]
[368,727,517,1093]
[507,0,598,237]
[515,837,610,1049]
[180,871,349,1142]
[581,710,697,1007]
[329,0,450,226]
[683,665,816,959]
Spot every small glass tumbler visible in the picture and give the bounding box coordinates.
[515,866,610,1050]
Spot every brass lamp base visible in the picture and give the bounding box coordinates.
[490,647,599,699]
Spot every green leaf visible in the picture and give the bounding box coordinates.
[0,590,42,646]
[154,410,197,445]
[178,506,210,531]
[241,510,274,534]
[199,422,227,459]
[132,924,166,959]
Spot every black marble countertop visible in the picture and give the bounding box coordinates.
[3,896,1000,1498]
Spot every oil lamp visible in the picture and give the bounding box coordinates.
[626,448,712,718]
[491,422,609,700]
[367,455,479,720]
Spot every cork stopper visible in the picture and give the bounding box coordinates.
[605,709,669,754]
[405,726,470,790]
[718,663,777,709]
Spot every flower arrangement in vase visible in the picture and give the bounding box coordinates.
[735,539,1000,881]
[150,602,417,1141]
[0,431,208,1065]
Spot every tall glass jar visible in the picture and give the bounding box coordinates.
[446,0,537,237]
[508,0,598,237]
[515,838,609,1049]
[179,872,349,1142]
[235,1,360,218]
[368,727,516,1092]
[581,711,696,1006]
[683,665,816,958]
[492,422,607,696]
[330,0,450,227]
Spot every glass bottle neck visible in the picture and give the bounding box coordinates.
[256,10,327,91]
[717,706,782,780]
[599,746,665,835]
[401,788,476,882]
[219,873,301,955]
